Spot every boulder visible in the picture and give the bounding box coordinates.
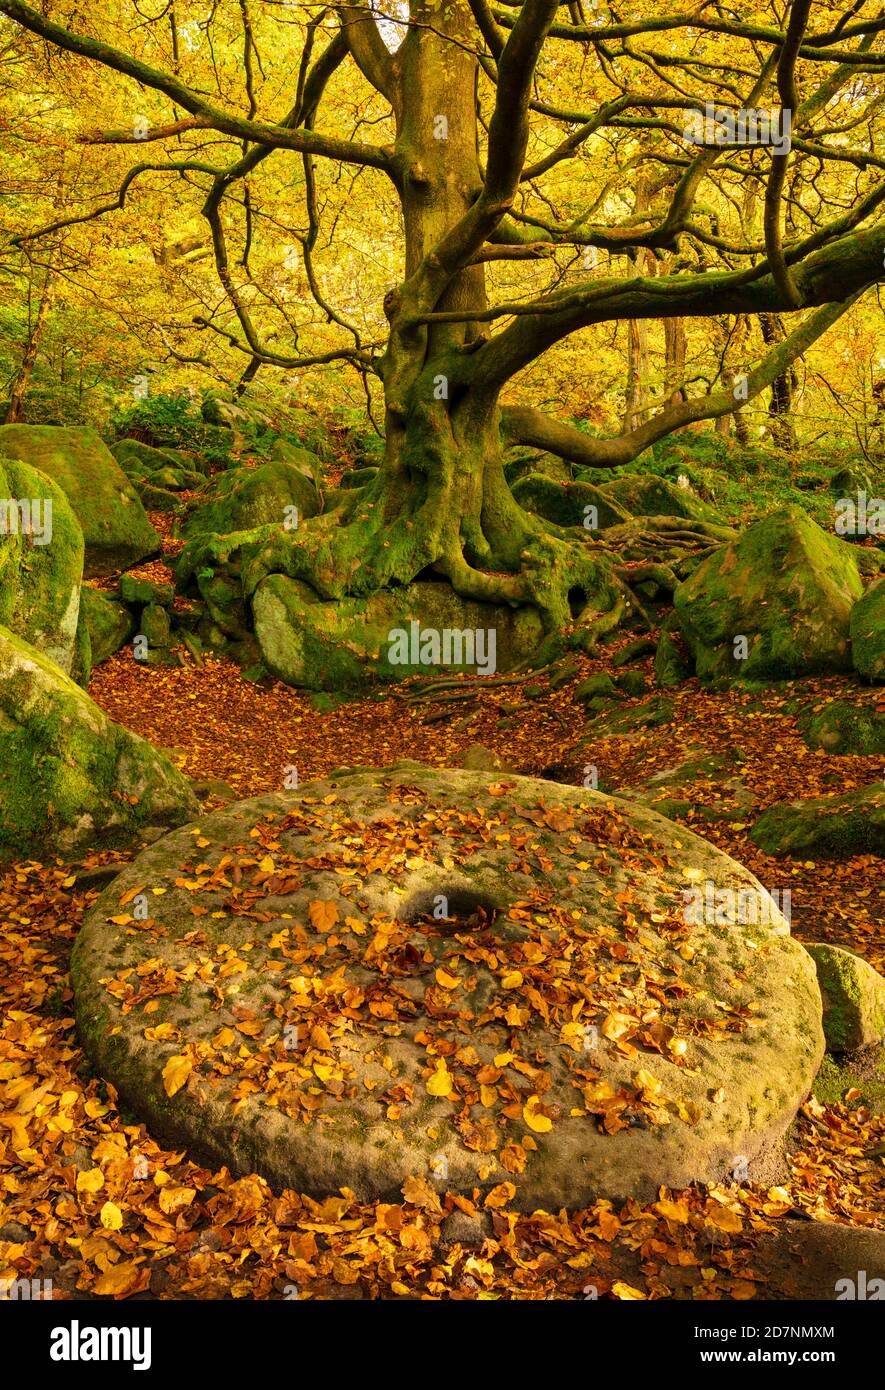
[750,783,885,859]
[597,474,724,526]
[0,456,84,673]
[851,578,885,682]
[78,587,135,667]
[140,603,171,648]
[655,623,691,689]
[512,475,631,531]
[183,460,321,538]
[0,425,160,576]
[71,766,823,1208]
[0,625,198,856]
[673,506,863,683]
[252,577,545,689]
[799,699,885,756]
[120,574,174,608]
[269,438,324,493]
[804,944,885,1052]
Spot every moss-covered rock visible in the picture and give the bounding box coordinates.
[183,460,320,538]
[504,450,574,486]
[120,574,174,608]
[113,438,208,486]
[0,425,160,576]
[804,943,885,1052]
[575,672,620,704]
[78,586,135,666]
[850,577,885,683]
[0,456,84,673]
[673,506,863,683]
[140,603,171,648]
[253,577,546,689]
[512,474,631,531]
[750,783,885,858]
[0,624,198,856]
[269,438,324,493]
[598,474,725,525]
[174,527,274,644]
[798,699,885,755]
[655,622,692,688]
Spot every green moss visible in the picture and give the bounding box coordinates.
[79,586,135,666]
[674,505,863,683]
[183,460,321,539]
[0,424,160,576]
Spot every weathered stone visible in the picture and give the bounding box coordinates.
[140,603,171,648]
[252,577,545,689]
[799,699,885,756]
[120,574,175,608]
[72,767,823,1208]
[0,425,160,576]
[750,783,885,859]
[0,456,83,673]
[184,460,320,537]
[851,578,885,683]
[674,506,862,683]
[0,625,197,856]
[78,587,135,667]
[805,944,885,1052]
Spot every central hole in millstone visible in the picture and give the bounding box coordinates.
[399,886,501,932]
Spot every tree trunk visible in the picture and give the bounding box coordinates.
[5,272,52,424]
[759,312,797,451]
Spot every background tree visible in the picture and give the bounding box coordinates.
[2,0,884,645]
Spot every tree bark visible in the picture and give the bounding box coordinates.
[5,271,52,424]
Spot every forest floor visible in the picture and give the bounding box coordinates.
[2,542,884,1301]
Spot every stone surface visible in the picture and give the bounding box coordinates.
[798,699,885,756]
[184,460,320,538]
[120,574,175,607]
[851,578,885,683]
[0,624,198,856]
[0,425,160,577]
[674,506,863,683]
[804,943,885,1052]
[78,586,135,667]
[253,577,545,689]
[72,767,823,1209]
[0,456,83,673]
[750,783,885,858]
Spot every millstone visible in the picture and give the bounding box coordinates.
[72,767,824,1208]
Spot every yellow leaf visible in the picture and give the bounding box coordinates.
[259,855,275,873]
[161,1054,192,1098]
[76,1167,105,1193]
[308,899,339,932]
[435,968,461,990]
[480,1084,497,1108]
[426,1065,453,1098]
[522,1096,553,1133]
[100,1200,123,1231]
[612,1281,647,1300]
[501,970,523,989]
[159,1185,196,1215]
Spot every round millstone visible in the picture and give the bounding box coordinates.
[72,766,824,1208]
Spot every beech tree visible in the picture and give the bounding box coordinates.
[3,0,884,646]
